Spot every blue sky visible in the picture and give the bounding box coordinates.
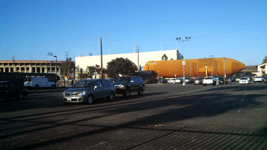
[1,0,266,65]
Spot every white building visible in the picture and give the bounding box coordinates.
[252,63,266,76]
[75,49,183,74]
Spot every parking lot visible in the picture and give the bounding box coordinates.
[1,82,267,150]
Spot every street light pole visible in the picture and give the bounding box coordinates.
[65,52,69,76]
[53,56,57,74]
[210,55,213,76]
[48,52,53,73]
[136,46,140,71]
[177,37,191,85]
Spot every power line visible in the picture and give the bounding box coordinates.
[232,30,267,55]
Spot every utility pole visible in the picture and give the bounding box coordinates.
[136,46,140,71]
[224,57,226,84]
[100,37,103,79]
[65,52,69,76]
[210,55,213,76]
[53,56,57,74]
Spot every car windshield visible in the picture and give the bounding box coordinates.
[241,77,247,80]
[115,77,131,83]
[72,80,94,88]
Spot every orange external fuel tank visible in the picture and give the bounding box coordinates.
[144,58,245,78]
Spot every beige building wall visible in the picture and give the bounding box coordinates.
[252,63,267,76]
[0,61,63,75]
[75,50,183,73]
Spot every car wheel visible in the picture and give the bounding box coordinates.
[138,88,143,96]
[124,89,130,97]
[35,85,39,90]
[108,92,114,101]
[17,93,24,100]
[87,95,94,104]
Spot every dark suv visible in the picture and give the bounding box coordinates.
[0,81,28,100]
[113,76,145,97]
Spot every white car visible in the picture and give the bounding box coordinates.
[202,76,214,86]
[239,77,249,84]
[168,78,183,84]
[253,76,264,82]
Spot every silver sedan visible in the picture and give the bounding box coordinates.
[62,79,116,104]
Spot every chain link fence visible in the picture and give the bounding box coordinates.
[56,79,80,88]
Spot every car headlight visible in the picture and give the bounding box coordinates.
[118,85,126,89]
[78,91,87,95]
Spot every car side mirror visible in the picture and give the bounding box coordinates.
[94,86,98,90]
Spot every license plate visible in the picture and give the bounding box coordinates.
[67,97,71,101]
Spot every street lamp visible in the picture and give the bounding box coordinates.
[210,55,213,76]
[176,37,181,50]
[48,52,53,73]
[176,37,191,85]
[136,46,140,71]
[53,56,57,74]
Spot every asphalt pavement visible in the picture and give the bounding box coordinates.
[0,82,267,150]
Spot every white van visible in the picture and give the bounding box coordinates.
[24,77,56,89]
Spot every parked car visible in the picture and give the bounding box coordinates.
[175,78,183,84]
[167,78,183,84]
[193,78,202,85]
[217,76,231,84]
[226,76,232,84]
[202,76,215,86]
[157,78,168,83]
[218,77,224,84]
[24,77,56,89]
[61,79,116,104]
[184,77,194,83]
[0,81,28,100]
[239,77,250,84]
[235,78,240,82]
[113,76,145,97]
[167,79,175,84]
[253,76,264,82]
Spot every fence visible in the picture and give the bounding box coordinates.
[56,79,80,88]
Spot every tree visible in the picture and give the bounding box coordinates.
[107,57,137,78]
[162,54,168,60]
[60,58,75,76]
[86,64,107,79]
[262,56,267,64]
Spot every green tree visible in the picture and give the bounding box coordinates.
[107,57,137,78]
[162,54,168,60]
[86,64,107,79]
[262,56,267,64]
[60,58,75,76]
